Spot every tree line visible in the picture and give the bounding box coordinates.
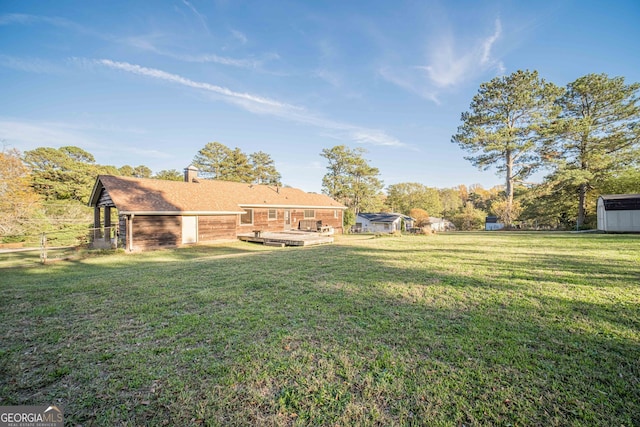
[1,70,638,242]
[320,72,639,231]
[0,142,282,243]
[452,71,639,229]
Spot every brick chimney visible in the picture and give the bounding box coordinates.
[184,165,199,183]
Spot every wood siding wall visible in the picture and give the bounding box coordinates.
[199,216,237,241]
[123,208,344,251]
[237,208,343,234]
[130,215,181,250]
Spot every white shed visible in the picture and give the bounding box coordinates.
[353,213,413,233]
[485,215,504,231]
[429,217,455,232]
[597,194,640,232]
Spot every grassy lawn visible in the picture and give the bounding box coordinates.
[1,233,638,426]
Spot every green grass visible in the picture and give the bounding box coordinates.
[1,233,638,426]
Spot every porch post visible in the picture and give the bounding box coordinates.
[104,207,112,242]
[94,207,101,241]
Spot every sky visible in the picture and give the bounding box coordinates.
[1,0,639,193]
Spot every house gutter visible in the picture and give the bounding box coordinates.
[238,204,348,210]
[118,210,246,215]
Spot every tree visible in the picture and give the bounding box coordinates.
[192,142,232,179]
[250,151,281,185]
[193,142,265,183]
[518,182,576,230]
[386,182,442,216]
[23,146,114,202]
[0,148,41,238]
[223,148,254,183]
[491,198,523,227]
[452,70,561,226]
[409,208,430,227]
[438,188,464,218]
[598,166,640,195]
[320,145,383,215]
[321,145,356,204]
[118,165,135,176]
[451,203,486,231]
[541,73,640,227]
[154,169,184,181]
[132,165,152,178]
[119,165,152,178]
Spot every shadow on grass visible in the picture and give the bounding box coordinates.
[1,235,638,426]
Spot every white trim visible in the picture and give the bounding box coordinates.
[118,210,245,215]
[238,204,347,210]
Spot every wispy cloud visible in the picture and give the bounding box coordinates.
[230,29,248,44]
[0,118,172,160]
[97,59,296,111]
[480,19,502,64]
[380,18,504,102]
[421,18,503,88]
[0,13,103,39]
[120,32,280,70]
[181,0,210,34]
[0,55,64,74]
[95,59,404,147]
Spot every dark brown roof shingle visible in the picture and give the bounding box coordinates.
[89,175,345,214]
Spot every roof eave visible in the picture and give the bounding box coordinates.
[87,176,106,207]
[119,210,246,216]
[238,204,347,209]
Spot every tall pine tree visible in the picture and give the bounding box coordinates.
[541,73,640,227]
[452,70,561,226]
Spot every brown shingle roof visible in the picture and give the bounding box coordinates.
[89,175,346,214]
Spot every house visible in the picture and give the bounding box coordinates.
[88,167,346,251]
[485,215,504,231]
[597,194,640,233]
[429,217,455,232]
[353,213,413,233]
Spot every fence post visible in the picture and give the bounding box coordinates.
[40,232,47,264]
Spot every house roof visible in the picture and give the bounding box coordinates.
[599,194,640,211]
[429,217,453,224]
[89,175,346,215]
[357,212,413,223]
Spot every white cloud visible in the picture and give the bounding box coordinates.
[480,19,502,64]
[95,59,405,147]
[181,0,210,34]
[380,18,504,101]
[97,59,296,110]
[0,55,64,74]
[378,67,440,104]
[230,29,248,44]
[421,18,503,88]
[0,118,172,161]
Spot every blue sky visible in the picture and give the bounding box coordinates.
[1,0,639,193]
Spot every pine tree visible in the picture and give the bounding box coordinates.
[541,73,640,227]
[452,70,561,226]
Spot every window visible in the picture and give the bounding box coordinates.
[240,209,253,225]
[304,209,315,219]
[268,209,277,220]
[334,209,338,219]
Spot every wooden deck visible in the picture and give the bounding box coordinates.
[237,230,334,247]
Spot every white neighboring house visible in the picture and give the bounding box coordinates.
[597,194,640,232]
[485,215,505,231]
[354,213,414,233]
[429,217,456,231]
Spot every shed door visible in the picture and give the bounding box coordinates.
[182,216,198,244]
